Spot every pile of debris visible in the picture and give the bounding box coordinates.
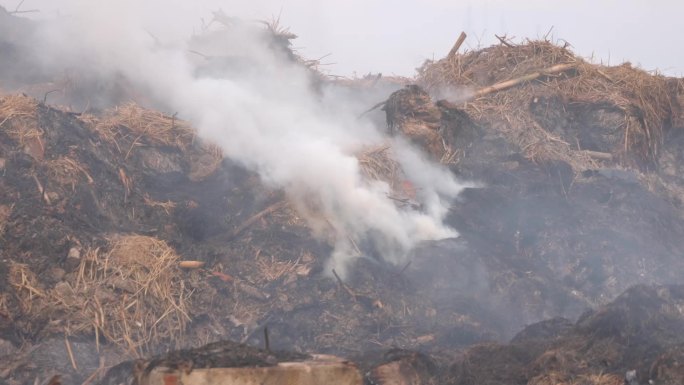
[3,7,684,385]
[416,39,684,169]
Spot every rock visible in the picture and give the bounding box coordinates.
[64,247,81,271]
[67,247,80,260]
[46,191,60,202]
[625,370,638,385]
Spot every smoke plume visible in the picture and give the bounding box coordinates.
[25,0,468,275]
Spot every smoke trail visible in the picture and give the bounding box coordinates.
[31,0,468,276]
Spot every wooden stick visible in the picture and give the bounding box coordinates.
[397,261,412,277]
[596,69,614,82]
[43,89,60,104]
[10,0,38,14]
[80,368,102,385]
[358,99,387,119]
[179,260,205,269]
[228,200,288,240]
[240,315,273,344]
[332,269,356,299]
[263,326,270,351]
[495,34,514,47]
[473,63,576,99]
[448,32,467,58]
[13,0,25,12]
[581,150,613,160]
[64,335,79,371]
[347,236,361,256]
[32,175,51,205]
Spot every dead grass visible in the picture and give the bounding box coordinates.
[40,236,194,357]
[43,156,94,189]
[8,262,46,313]
[92,102,196,154]
[529,372,622,385]
[142,194,177,215]
[0,204,12,236]
[83,103,224,180]
[263,15,298,41]
[0,94,42,145]
[74,235,190,355]
[188,142,224,181]
[256,254,300,282]
[358,145,401,189]
[576,373,623,385]
[331,74,411,89]
[417,40,679,169]
[357,145,419,202]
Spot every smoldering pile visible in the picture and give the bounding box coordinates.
[3,5,684,385]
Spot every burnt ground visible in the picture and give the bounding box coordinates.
[1,88,684,385]
[2,7,684,385]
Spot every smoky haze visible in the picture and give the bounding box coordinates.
[3,0,469,275]
[3,0,683,76]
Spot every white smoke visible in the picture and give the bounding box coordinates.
[30,0,469,276]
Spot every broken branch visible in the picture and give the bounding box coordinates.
[10,0,38,14]
[358,99,387,119]
[263,326,270,351]
[581,150,613,160]
[228,200,288,240]
[473,63,576,99]
[332,269,357,299]
[64,334,79,371]
[448,32,467,58]
[179,260,205,269]
[495,34,515,47]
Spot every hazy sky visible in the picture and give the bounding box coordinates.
[2,0,682,77]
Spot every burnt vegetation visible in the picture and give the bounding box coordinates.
[1,6,684,385]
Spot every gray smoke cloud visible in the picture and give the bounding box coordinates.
[20,0,469,275]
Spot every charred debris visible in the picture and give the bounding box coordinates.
[2,7,684,385]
